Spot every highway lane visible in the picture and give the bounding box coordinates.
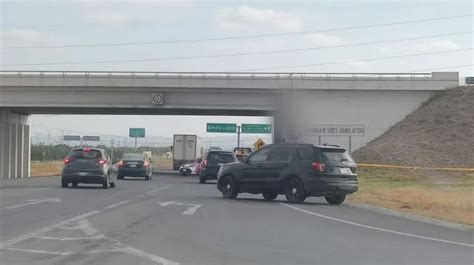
[0,172,472,265]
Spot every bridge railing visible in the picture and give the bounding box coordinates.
[0,70,432,79]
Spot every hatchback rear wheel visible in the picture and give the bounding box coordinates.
[61,179,68,188]
[102,176,109,189]
[284,178,306,203]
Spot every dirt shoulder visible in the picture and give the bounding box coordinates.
[30,161,63,177]
[349,167,474,225]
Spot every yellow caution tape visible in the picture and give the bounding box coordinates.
[357,163,474,172]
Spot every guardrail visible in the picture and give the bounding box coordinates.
[0,70,433,79]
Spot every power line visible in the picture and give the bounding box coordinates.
[234,48,473,71]
[1,14,471,50]
[2,32,472,67]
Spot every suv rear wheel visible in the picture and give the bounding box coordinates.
[262,193,278,201]
[284,177,306,203]
[199,176,206,184]
[325,194,346,205]
[220,175,238,199]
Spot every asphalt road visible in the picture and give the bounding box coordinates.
[0,171,473,265]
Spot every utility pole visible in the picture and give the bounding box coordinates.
[237,126,241,148]
[111,139,114,162]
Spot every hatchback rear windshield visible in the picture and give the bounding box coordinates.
[320,148,354,162]
[69,150,101,160]
[122,153,145,160]
[208,153,235,164]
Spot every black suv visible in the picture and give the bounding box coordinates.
[217,144,358,204]
[61,147,117,189]
[199,151,237,183]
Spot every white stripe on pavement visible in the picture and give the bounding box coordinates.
[104,200,129,209]
[280,203,474,248]
[0,211,100,249]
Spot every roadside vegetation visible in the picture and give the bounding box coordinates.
[350,167,474,225]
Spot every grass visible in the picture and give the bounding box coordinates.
[30,160,63,177]
[350,167,474,225]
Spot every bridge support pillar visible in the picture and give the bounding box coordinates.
[0,110,30,179]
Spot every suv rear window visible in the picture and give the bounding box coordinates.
[69,150,102,160]
[319,148,353,162]
[208,153,235,164]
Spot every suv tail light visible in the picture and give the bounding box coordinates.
[98,159,107,165]
[202,159,208,168]
[143,160,149,167]
[64,157,73,164]
[312,162,325,172]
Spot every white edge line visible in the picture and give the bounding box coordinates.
[5,247,74,256]
[280,203,474,248]
[104,200,129,209]
[0,210,100,249]
[35,235,105,241]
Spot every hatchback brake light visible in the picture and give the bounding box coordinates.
[64,157,73,164]
[98,159,107,165]
[312,162,325,172]
[143,160,149,167]
[203,159,208,166]
[83,147,91,152]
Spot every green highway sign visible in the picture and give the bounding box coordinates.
[241,124,272,134]
[129,128,145,138]
[207,123,237,133]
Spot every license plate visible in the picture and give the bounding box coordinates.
[78,172,88,176]
[129,165,137,168]
[340,168,350,174]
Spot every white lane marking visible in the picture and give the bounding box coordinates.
[138,184,174,198]
[35,235,105,241]
[30,187,51,192]
[182,204,202,215]
[5,197,62,210]
[158,201,202,215]
[0,210,100,249]
[280,203,474,248]
[5,247,124,255]
[104,200,129,209]
[158,201,178,207]
[5,247,74,255]
[119,244,180,265]
[77,219,99,236]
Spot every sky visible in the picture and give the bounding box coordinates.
[1,0,472,145]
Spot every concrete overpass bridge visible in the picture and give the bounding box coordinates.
[0,70,459,178]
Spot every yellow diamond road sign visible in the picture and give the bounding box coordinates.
[254,138,266,150]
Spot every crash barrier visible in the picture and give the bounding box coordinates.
[357,163,474,172]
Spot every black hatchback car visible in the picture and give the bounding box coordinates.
[217,144,358,204]
[61,147,117,189]
[199,151,237,183]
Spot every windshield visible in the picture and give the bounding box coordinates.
[122,153,145,160]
